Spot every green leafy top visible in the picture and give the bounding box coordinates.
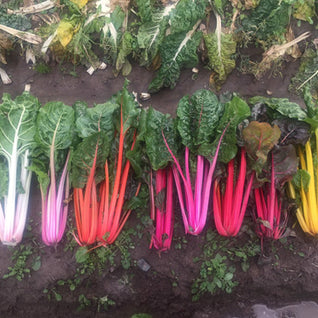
[35,102,74,152]
[204,32,237,89]
[0,92,39,197]
[72,131,110,188]
[0,92,40,160]
[177,89,223,153]
[176,90,250,162]
[249,96,307,121]
[74,100,118,140]
[212,96,251,163]
[107,82,140,135]
[148,27,202,93]
[30,101,74,191]
[169,0,207,34]
[145,107,178,171]
[127,107,178,177]
[241,0,291,47]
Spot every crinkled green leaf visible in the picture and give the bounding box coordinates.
[145,108,178,171]
[137,13,169,67]
[100,6,125,61]
[35,102,74,152]
[204,32,236,89]
[72,132,110,188]
[74,100,118,141]
[241,0,291,47]
[249,96,307,120]
[149,29,202,93]
[0,92,39,198]
[136,0,152,23]
[177,89,223,153]
[115,31,134,76]
[242,121,281,173]
[0,93,40,156]
[169,0,207,34]
[111,82,140,134]
[290,48,318,102]
[210,96,251,163]
[30,101,74,189]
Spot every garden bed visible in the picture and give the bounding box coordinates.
[1,47,318,318]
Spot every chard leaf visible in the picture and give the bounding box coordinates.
[241,0,291,47]
[72,132,110,188]
[137,11,170,67]
[126,109,148,179]
[204,32,236,89]
[293,0,315,24]
[290,48,318,102]
[100,6,125,62]
[0,92,40,159]
[249,96,307,120]
[272,118,310,146]
[272,145,298,187]
[111,83,140,134]
[115,31,134,76]
[169,0,207,34]
[177,89,223,153]
[74,100,118,140]
[35,102,74,152]
[210,96,251,163]
[242,121,281,173]
[136,0,152,23]
[292,169,311,192]
[31,101,74,189]
[148,25,202,93]
[145,108,178,171]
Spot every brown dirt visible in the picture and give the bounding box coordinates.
[1,31,318,318]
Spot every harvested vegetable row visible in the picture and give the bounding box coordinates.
[0,92,40,245]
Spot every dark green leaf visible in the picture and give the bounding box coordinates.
[72,132,110,188]
[177,89,222,153]
[148,29,202,93]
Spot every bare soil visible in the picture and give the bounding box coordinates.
[1,38,318,318]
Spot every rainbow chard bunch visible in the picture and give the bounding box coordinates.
[72,84,139,246]
[127,107,177,251]
[288,90,318,235]
[213,148,254,237]
[164,90,250,235]
[0,93,40,245]
[31,102,74,246]
[242,121,298,240]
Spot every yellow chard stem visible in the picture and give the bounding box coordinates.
[305,140,318,233]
